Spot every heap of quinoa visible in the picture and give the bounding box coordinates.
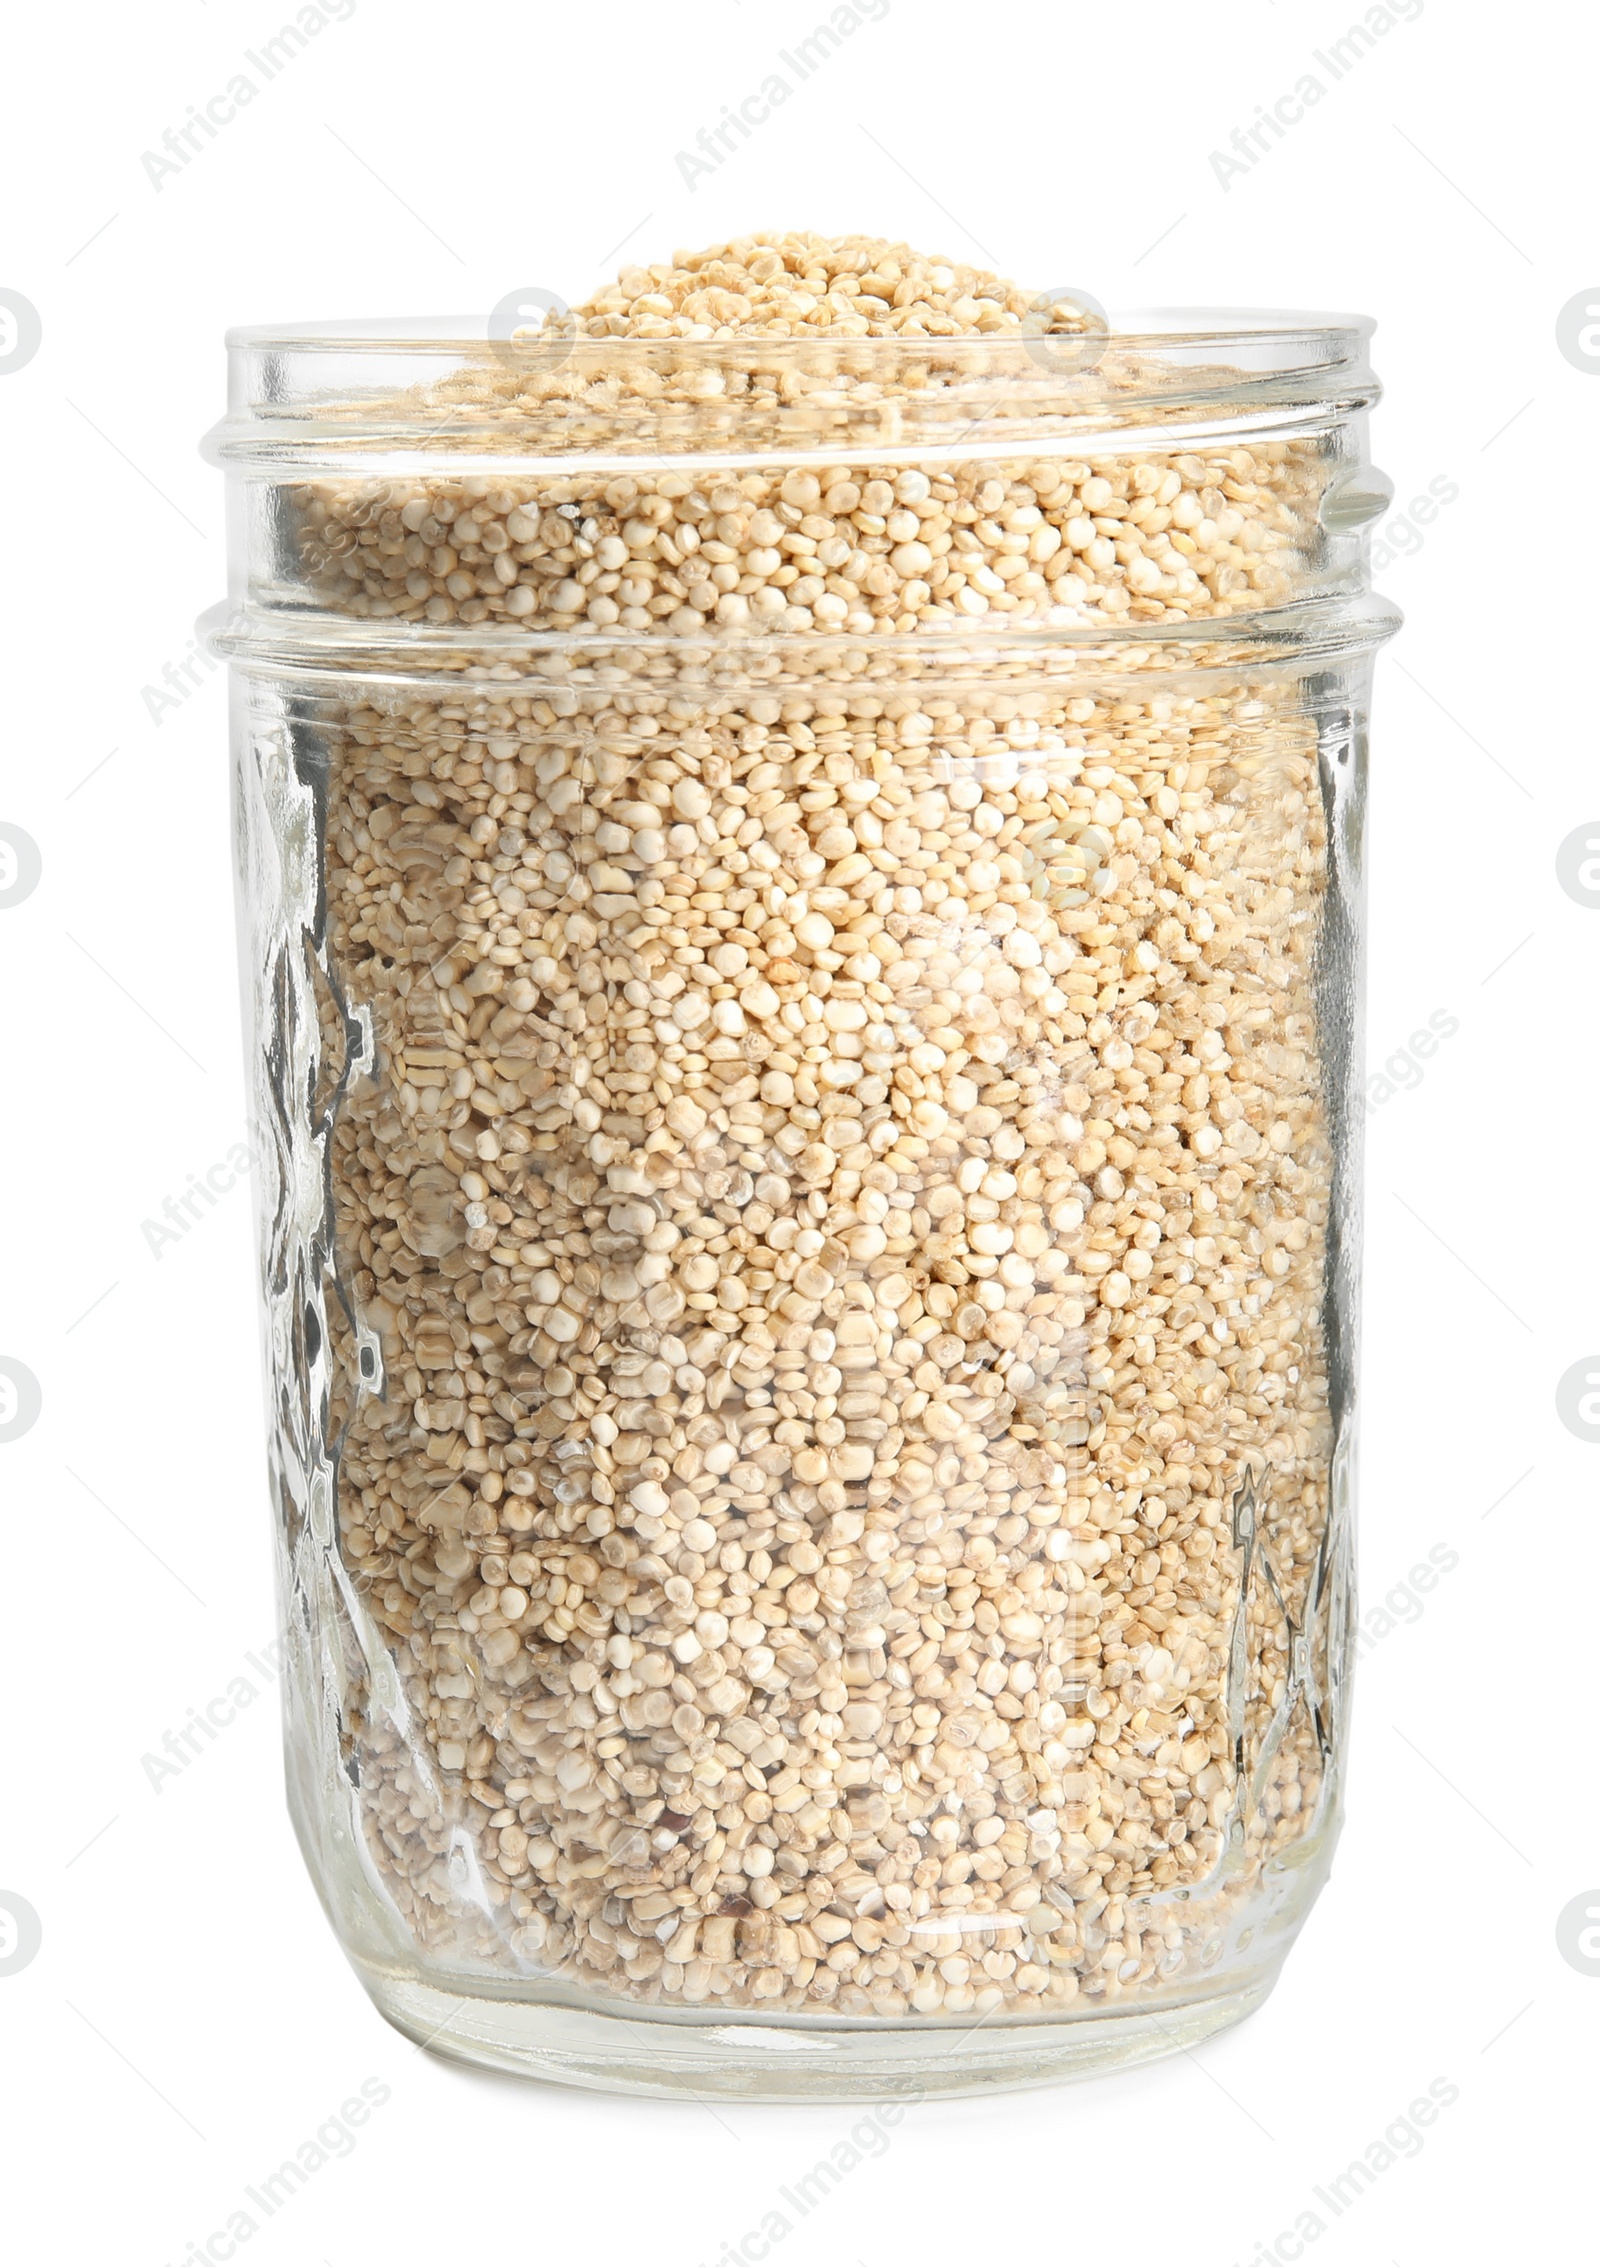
[312,234,1334,2017]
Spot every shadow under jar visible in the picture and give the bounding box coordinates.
[204,315,1398,2099]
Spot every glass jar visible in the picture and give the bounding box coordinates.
[204,314,1397,2098]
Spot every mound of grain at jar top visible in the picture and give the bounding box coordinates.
[229,233,1385,2045]
[298,239,1321,634]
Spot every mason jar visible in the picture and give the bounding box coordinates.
[204,313,1397,2097]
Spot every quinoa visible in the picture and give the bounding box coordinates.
[295,232,1327,635]
[279,236,1347,2021]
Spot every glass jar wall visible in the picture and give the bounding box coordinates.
[206,315,1395,2096]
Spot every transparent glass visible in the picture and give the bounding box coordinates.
[205,320,1397,2098]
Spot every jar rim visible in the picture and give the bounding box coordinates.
[208,314,1380,470]
[200,589,1402,684]
[225,309,1375,353]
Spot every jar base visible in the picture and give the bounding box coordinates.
[354,1961,1282,2102]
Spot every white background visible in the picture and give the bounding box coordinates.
[0,2,1592,2260]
